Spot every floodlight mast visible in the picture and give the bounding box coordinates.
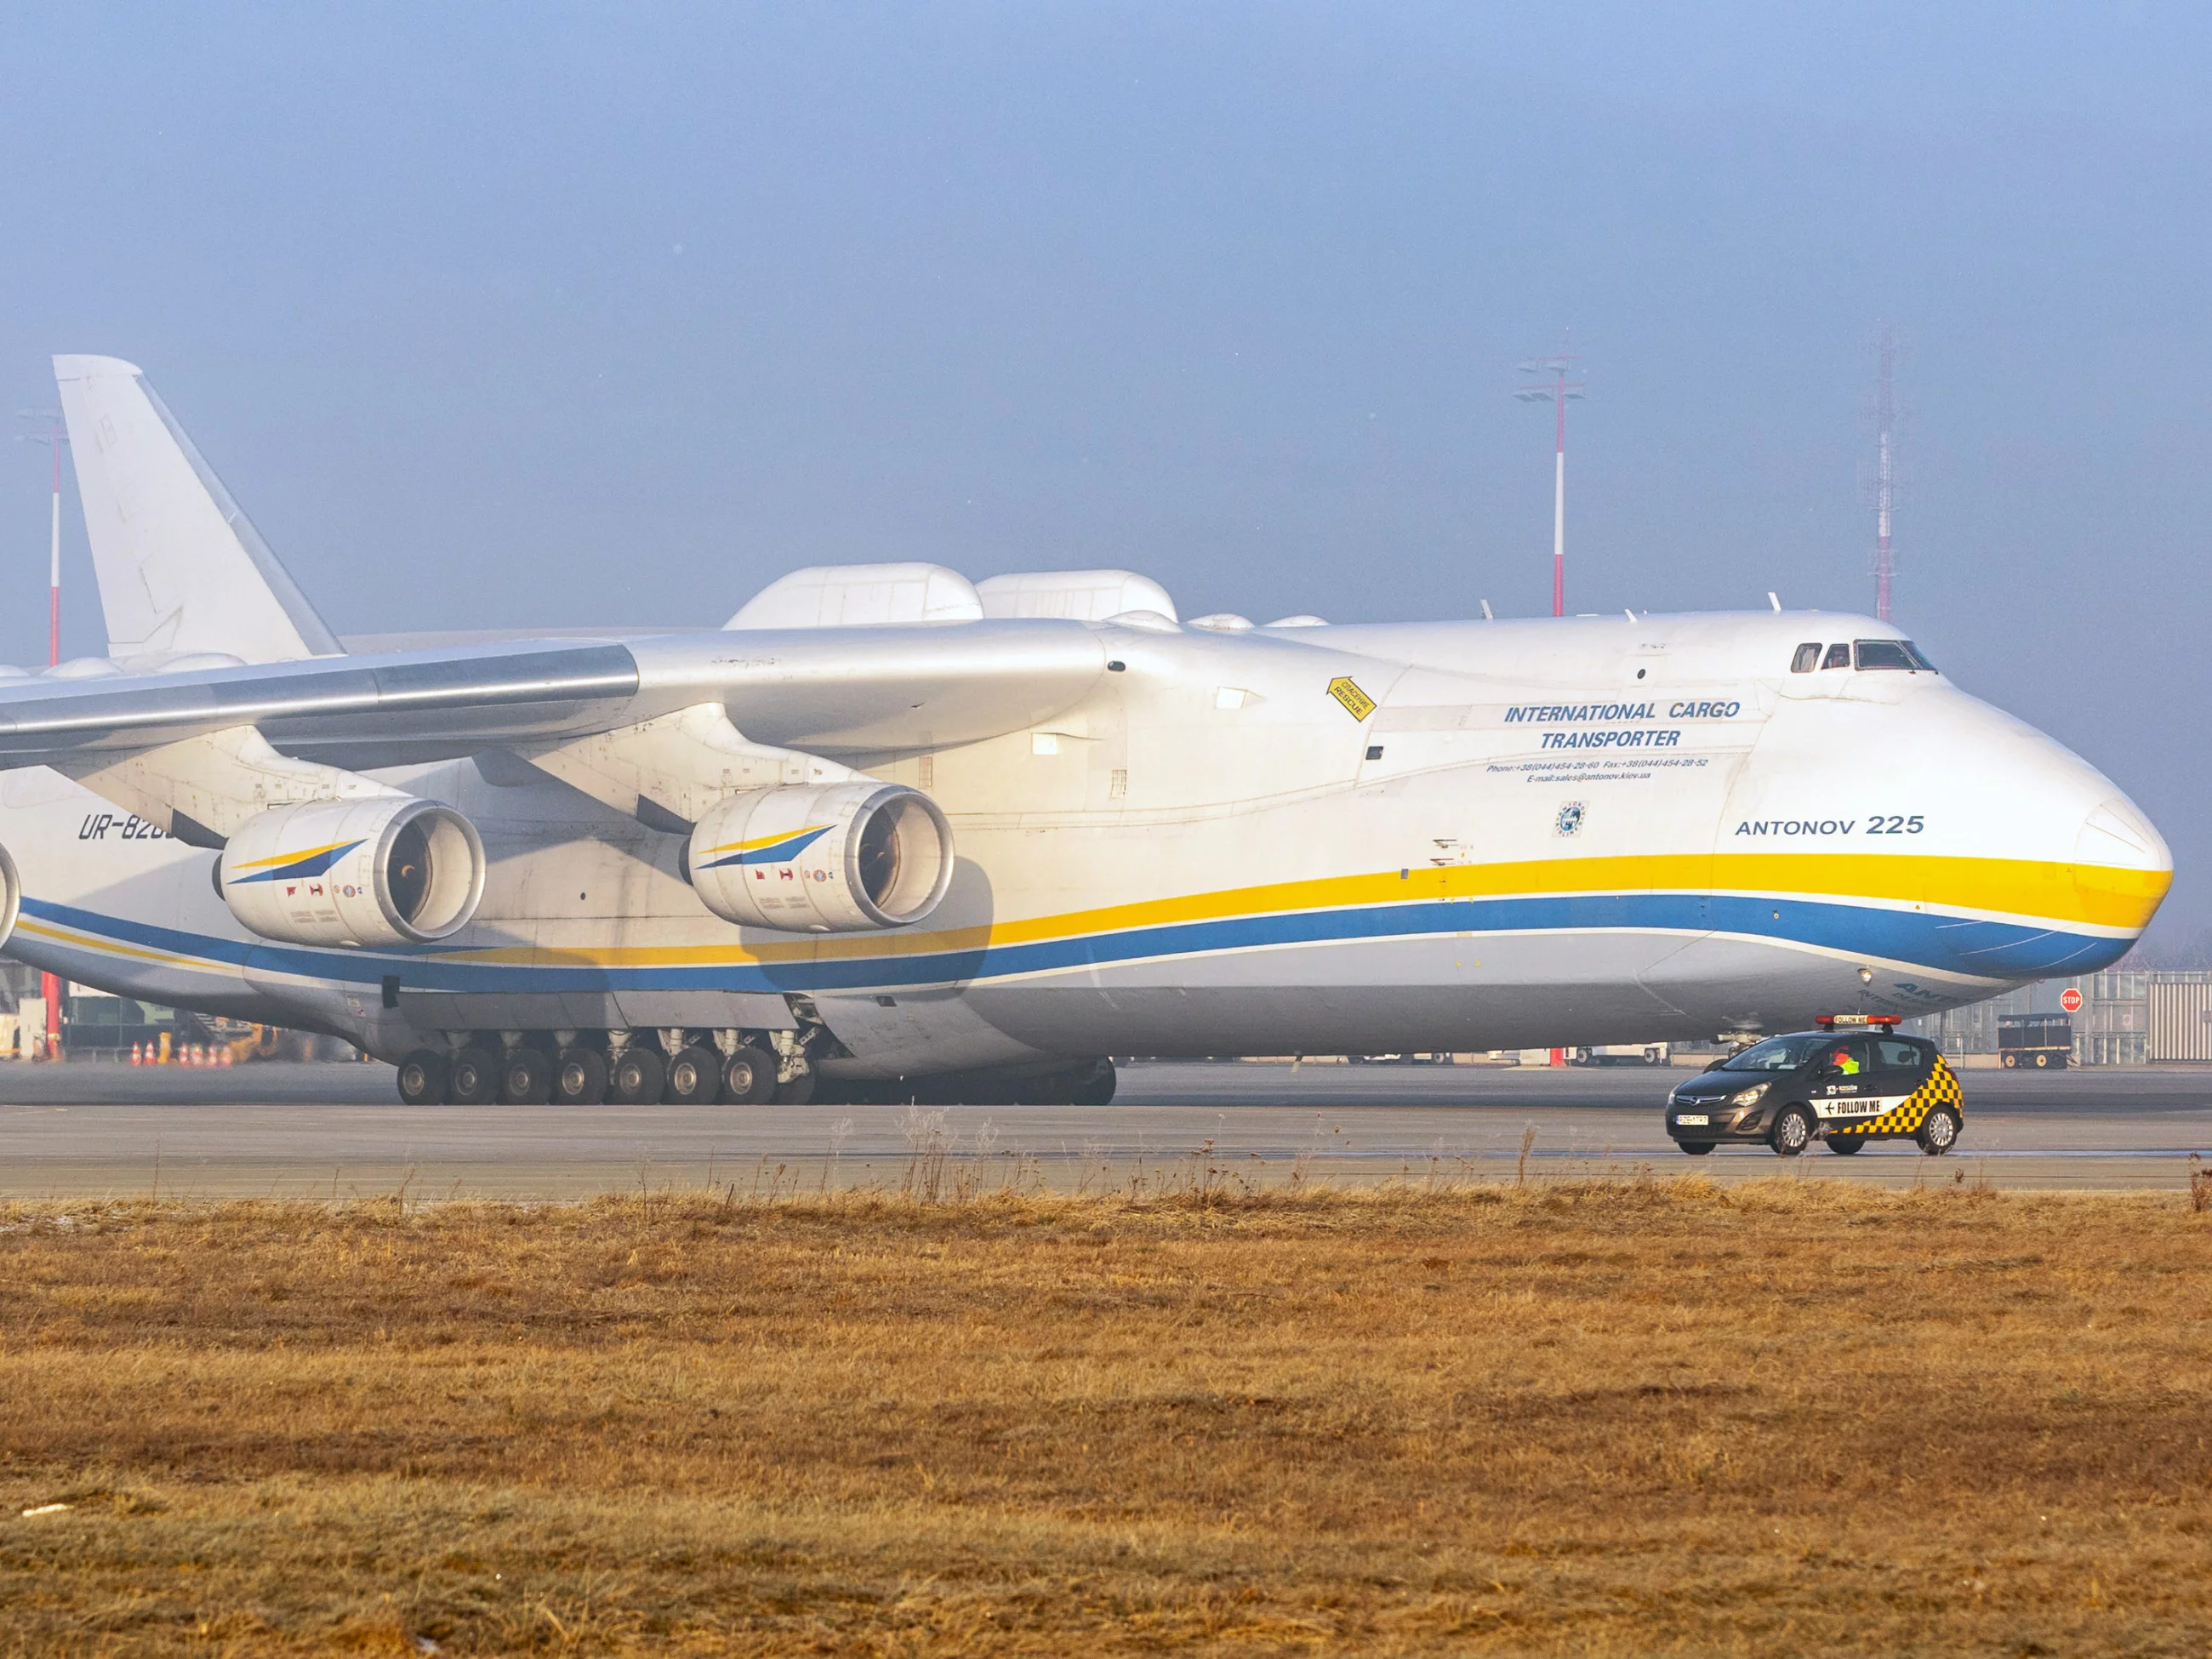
[1515,340,1585,617]
[15,410,66,1061]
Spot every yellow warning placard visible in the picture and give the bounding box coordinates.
[1325,676,1376,721]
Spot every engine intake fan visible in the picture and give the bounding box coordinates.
[688,783,953,932]
[220,796,485,948]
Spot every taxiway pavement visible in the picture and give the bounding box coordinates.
[1,1061,2206,1200]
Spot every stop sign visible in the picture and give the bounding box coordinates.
[2060,987,2083,1013]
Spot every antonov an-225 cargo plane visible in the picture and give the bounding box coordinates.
[0,355,2170,1106]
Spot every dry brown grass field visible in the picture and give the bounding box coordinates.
[1,1171,2208,1656]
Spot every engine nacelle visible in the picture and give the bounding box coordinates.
[0,841,19,950]
[688,783,954,932]
[220,796,485,948]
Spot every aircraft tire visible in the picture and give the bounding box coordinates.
[774,1068,816,1105]
[554,1046,607,1105]
[1916,1106,1962,1156]
[1677,1140,1715,1155]
[607,1046,666,1105]
[665,1045,721,1105]
[499,1046,554,1105]
[721,1046,778,1104]
[396,1049,448,1105]
[1070,1059,1116,1107]
[448,1046,499,1106]
[1769,1104,1812,1157]
[1825,1134,1865,1154]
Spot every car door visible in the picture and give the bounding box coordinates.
[1869,1037,1930,1122]
[1808,1037,1876,1126]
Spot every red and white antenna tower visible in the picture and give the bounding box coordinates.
[1872,324,1898,622]
[1515,337,1585,617]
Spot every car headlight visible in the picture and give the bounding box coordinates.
[1729,1082,1770,1108]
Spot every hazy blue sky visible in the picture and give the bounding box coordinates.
[3,4,2207,945]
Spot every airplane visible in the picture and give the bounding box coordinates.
[0,354,2170,1107]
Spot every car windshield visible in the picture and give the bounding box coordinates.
[1719,1034,1827,1071]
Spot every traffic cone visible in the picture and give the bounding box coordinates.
[129,1042,141,1066]
[217,1046,232,1067]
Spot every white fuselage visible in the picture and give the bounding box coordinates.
[0,611,2169,1076]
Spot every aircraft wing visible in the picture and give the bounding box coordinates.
[0,622,1108,772]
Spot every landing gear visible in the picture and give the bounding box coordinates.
[1677,1140,1716,1155]
[665,1045,721,1106]
[721,1046,778,1104]
[396,1049,448,1105]
[607,1045,666,1105]
[499,1046,554,1104]
[446,1046,499,1105]
[1826,1134,1865,1155]
[554,1046,607,1105]
[774,1069,816,1105]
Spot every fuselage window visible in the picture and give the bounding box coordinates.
[1821,642,1851,670]
[1791,642,1821,673]
[1855,639,1935,672]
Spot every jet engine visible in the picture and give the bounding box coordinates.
[219,796,486,948]
[688,783,954,932]
[0,842,19,950]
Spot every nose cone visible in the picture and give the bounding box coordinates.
[2071,792,2171,951]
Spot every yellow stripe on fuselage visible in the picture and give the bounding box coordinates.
[453,849,2169,971]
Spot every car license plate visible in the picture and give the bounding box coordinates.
[1674,1114,1709,1126]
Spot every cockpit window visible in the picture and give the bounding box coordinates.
[1821,642,1851,670]
[1856,639,1936,672]
[1790,642,1821,674]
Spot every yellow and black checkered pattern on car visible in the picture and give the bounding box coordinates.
[1829,1055,1964,1137]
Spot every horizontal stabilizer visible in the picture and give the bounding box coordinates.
[54,355,339,665]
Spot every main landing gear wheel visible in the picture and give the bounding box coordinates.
[1677,1140,1716,1156]
[553,1047,607,1105]
[721,1046,778,1104]
[447,1046,499,1106]
[396,1049,448,1105]
[1917,1105,1962,1156]
[774,1069,816,1106]
[499,1046,553,1105]
[1826,1135,1865,1155]
[1769,1105,1813,1158]
[665,1045,721,1106]
[607,1046,666,1105]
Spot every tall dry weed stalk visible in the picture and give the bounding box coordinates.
[1517,1124,1538,1188]
[2192,1152,2209,1215]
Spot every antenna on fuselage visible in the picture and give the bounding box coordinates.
[1768,591,1782,613]
[1480,600,1493,621]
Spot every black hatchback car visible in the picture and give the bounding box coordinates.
[1665,1018,1964,1156]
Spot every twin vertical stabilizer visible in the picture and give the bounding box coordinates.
[53,355,339,664]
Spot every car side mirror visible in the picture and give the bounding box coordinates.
[1702,1058,1725,1072]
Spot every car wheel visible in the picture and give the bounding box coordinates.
[396,1049,448,1105]
[1825,1134,1865,1155]
[607,1046,666,1105]
[1677,1140,1716,1156]
[1917,1105,1962,1156]
[499,1046,553,1105]
[447,1045,499,1106]
[553,1047,607,1105]
[664,1045,721,1105]
[721,1046,778,1104]
[1769,1104,1813,1157]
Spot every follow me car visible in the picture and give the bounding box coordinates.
[1665,1014,1964,1157]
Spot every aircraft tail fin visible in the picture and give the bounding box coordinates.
[53,356,339,664]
